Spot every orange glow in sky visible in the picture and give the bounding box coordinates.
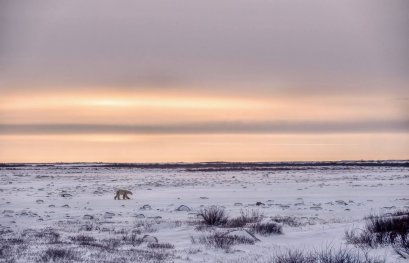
[0,89,408,162]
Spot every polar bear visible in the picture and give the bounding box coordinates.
[114,189,133,200]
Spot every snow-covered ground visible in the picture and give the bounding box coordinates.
[0,162,408,262]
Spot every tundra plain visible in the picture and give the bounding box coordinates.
[0,161,408,262]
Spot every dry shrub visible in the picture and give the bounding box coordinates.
[273,247,384,263]
[250,222,283,236]
[147,242,175,249]
[226,209,263,228]
[346,212,409,248]
[192,232,255,251]
[197,206,228,226]
[38,248,80,263]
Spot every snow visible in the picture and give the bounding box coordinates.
[222,230,260,242]
[0,162,408,262]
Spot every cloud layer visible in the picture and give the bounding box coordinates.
[1,0,408,95]
[1,120,408,135]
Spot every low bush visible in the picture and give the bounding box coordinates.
[121,234,144,247]
[367,214,408,244]
[226,209,263,228]
[386,209,409,218]
[197,206,228,226]
[22,228,60,244]
[345,212,409,248]
[273,249,314,263]
[69,235,96,245]
[271,215,302,227]
[393,239,409,259]
[272,247,384,263]
[346,210,409,259]
[192,232,255,251]
[38,248,80,263]
[250,222,283,236]
[316,246,383,263]
[0,228,176,262]
[147,242,175,249]
[0,244,13,260]
[100,237,122,250]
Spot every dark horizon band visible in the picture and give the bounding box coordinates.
[1,120,408,135]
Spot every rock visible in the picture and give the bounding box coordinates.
[142,235,158,243]
[383,206,396,210]
[256,202,265,206]
[104,212,115,218]
[36,175,53,179]
[80,225,93,231]
[20,211,29,216]
[83,214,94,220]
[199,197,209,199]
[222,230,260,242]
[335,200,348,206]
[147,216,162,220]
[134,214,145,219]
[176,205,191,212]
[140,204,152,210]
[61,193,72,198]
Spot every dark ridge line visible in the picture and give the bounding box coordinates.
[0,160,408,169]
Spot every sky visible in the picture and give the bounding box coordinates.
[0,0,408,162]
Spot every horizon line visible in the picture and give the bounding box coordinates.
[2,159,408,165]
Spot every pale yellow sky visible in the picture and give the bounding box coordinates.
[0,90,404,125]
[0,89,408,162]
[1,133,408,163]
